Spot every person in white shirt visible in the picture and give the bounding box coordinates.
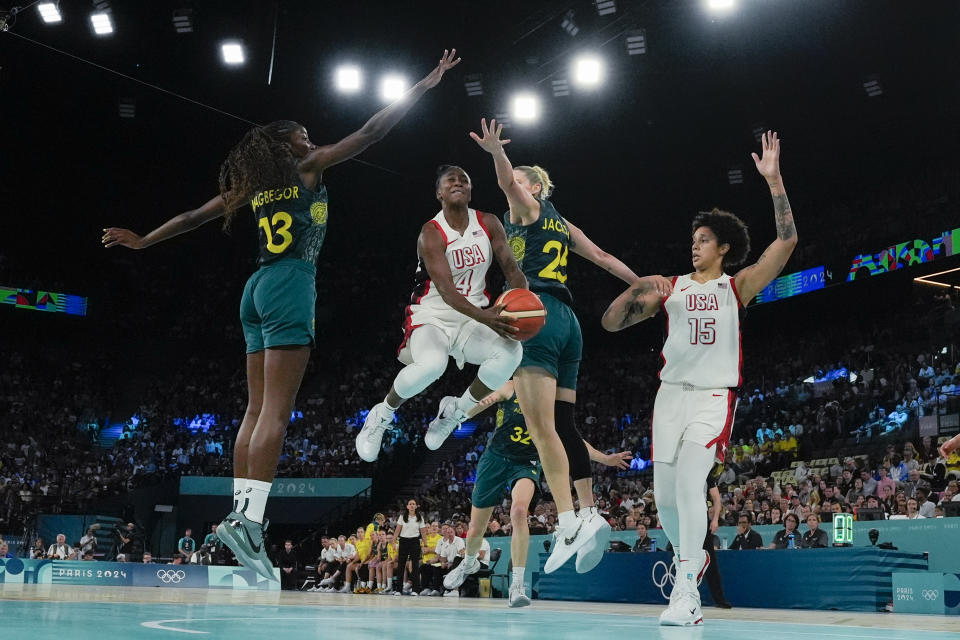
[47,533,71,560]
[420,523,465,596]
[889,498,926,520]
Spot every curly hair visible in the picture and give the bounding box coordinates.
[515,165,554,200]
[218,120,302,227]
[435,164,470,190]
[691,208,751,269]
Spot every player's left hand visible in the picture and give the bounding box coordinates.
[751,130,781,182]
[603,450,633,470]
[469,118,511,154]
[421,49,461,89]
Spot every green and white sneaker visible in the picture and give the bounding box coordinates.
[216,511,277,582]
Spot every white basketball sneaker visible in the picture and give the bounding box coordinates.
[356,402,394,462]
[508,581,531,608]
[574,508,611,573]
[443,555,480,590]
[544,510,607,573]
[425,396,466,450]
[659,551,708,627]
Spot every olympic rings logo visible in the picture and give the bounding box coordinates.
[157,570,186,583]
[921,589,939,601]
[651,558,677,601]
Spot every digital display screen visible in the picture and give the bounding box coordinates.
[832,513,853,544]
[754,266,827,304]
[1,286,88,316]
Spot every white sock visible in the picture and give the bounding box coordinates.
[512,566,525,586]
[232,478,247,512]
[465,552,478,564]
[382,398,399,413]
[558,510,576,530]
[243,479,271,524]
[455,389,480,414]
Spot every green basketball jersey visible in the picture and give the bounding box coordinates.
[487,393,539,461]
[250,181,329,266]
[503,199,573,305]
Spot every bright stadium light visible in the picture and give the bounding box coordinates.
[37,3,62,23]
[89,12,113,35]
[511,93,540,124]
[220,41,245,65]
[705,0,736,13]
[572,54,604,88]
[380,74,408,102]
[335,65,362,93]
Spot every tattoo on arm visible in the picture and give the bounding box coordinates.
[618,285,650,328]
[772,193,796,241]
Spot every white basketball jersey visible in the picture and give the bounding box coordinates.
[659,273,743,389]
[408,209,492,312]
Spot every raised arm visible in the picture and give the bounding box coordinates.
[470,118,540,224]
[482,212,528,291]
[300,50,460,179]
[734,131,799,303]
[102,194,226,249]
[601,276,674,332]
[566,220,640,285]
[417,223,518,339]
[584,440,633,470]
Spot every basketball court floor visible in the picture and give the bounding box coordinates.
[1,585,956,639]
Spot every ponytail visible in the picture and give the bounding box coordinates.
[515,165,555,200]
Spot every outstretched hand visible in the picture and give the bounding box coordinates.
[469,118,511,154]
[603,450,633,470]
[102,227,144,249]
[751,130,781,182]
[420,49,461,90]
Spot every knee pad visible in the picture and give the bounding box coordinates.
[555,401,592,481]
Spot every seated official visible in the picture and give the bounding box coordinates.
[800,514,829,548]
[729,513,763,550]
[632,523,654,552]
[769,513,802,549]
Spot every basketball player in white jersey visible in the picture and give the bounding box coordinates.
[356,165,528,462]
[602,131,797,626]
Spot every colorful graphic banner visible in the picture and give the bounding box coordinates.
[755,265,827,304]
[0,286,88,316]
[847,226,960,281]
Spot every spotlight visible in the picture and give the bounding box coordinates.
[335,65,362,93]
[727,166,744,185]
[37,2,62,23]
[625,29,647,56]
[89,12,113,35]
[464,73,483,97]
[511,93,540,124]
[552,77,570,97]
[594,0,616,16]
[172,8,193,34]
[705,0,736,13]
[380,74,408,102]
[561,10,579,36]
[572,55,604,88]
[220,41,245,65]
[118,97,135,119]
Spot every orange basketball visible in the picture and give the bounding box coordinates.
[495,289,547,340]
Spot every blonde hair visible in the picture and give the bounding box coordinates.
[515,165,554,200]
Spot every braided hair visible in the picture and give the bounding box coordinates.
[218,120,303,226]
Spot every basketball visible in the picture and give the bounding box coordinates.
[495,289,547,340]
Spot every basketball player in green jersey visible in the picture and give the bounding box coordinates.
[442,380,632,606]
[468,117,672,574]
[101,50,462,581]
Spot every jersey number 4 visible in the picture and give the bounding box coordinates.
[510,426,532,445]
[688,318,716,345]
[259,211,294,254]
[454,271,473,296]
[538,240,568,283]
